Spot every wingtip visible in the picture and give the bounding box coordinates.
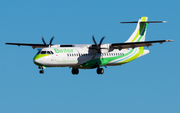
[166,40,174,42]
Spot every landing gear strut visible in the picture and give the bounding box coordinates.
[38,66,44,74]
[72,68,79,75]
[97,68,104,74]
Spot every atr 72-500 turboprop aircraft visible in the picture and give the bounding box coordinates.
[6,17,173,75]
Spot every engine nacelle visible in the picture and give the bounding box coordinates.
[100,44,111,53]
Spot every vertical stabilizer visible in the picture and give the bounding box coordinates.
[125,17,148,42]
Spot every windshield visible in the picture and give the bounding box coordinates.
[37,51,54,55]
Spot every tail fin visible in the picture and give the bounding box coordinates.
[121,17,167,42]
[124,17,148,42]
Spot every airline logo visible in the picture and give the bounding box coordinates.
[54,48,73,53]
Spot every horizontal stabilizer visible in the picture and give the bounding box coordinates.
[121,21,167,23]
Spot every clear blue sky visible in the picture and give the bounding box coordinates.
[1,0,179,113]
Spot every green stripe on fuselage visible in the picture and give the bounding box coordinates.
[80,49,134,68]
[79,47,145,69]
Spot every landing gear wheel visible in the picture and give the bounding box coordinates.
[97,68,104,74]
[72,68,79,75]
[39,70,44,74]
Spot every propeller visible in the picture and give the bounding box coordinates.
[92,35,105,53]
[90,35,106,60]
[42,36,54,47]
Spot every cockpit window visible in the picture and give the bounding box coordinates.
[47,51,51,54]
[37,51,54,54]
[47,51,54,54]
[40,51,47,54]
[50,51,54,54]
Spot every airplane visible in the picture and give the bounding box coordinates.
[5,17,173,75]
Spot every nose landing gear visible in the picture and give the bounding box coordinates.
[38,66,44,74]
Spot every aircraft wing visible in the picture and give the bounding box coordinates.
[5,43,48,49]
[5,42,79,49]
[6,40,173,49]
[110,40,173,49]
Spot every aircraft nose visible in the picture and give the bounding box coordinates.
[33,54,45,66]
[33,55,42,66]
[33,54,50,66]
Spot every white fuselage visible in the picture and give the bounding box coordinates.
[33,47,149,69]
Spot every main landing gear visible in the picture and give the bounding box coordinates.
[38,66,44,74]
[97,68,104,74]
[72,68,79,75]
[71,67,104,75]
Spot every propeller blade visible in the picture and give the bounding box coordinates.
[92,35,98,46]
[42,37,47,46]
[99,36,105,46]
[91,35,105,53]
[49,36,54,45]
